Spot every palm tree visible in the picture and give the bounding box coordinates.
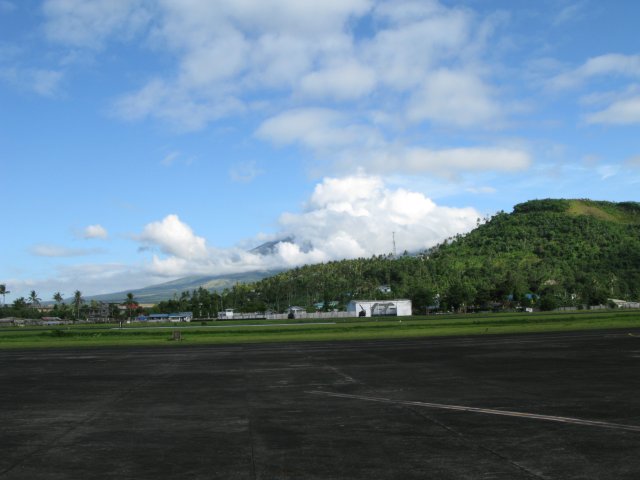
[28,290,41,309]
[0,284,9,308]
[124,292,138,322]
[73,290,83,321]
[53,292,64,304]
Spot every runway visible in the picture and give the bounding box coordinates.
[1,329,639,479]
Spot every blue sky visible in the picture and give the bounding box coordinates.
[1,0,639,303]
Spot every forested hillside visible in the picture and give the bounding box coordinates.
[180,198,639,314]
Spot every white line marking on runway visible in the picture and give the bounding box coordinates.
[307,391,640,433]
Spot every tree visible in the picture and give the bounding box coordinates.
[444,280,476,313]
[0,284,9,307]
[12,297,27,309]
[109,303,121,322]
[73,290,83,321]
[28,290,41,309]
[53,292,64,304]
[124,292,138,321]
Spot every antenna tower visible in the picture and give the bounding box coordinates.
[392,231,397,258]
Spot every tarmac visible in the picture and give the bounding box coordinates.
[1,329,640,479]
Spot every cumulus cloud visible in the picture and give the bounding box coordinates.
[256,108,381,150]
[276,174,479,258]
[135,174,480,278]
[257,109,529,176]
[406,69,502,127]
[43,0,514,147]
[298,61,377,100]
[82,224,108,239]
[137,214,208,260]
[16,174,482,297]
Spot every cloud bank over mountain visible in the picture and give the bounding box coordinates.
[140,174,480,278]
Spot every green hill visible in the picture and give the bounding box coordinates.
[230,198,640,313]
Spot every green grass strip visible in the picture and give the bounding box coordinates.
[0,310,639,349]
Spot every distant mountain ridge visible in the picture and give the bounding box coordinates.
[86,270,281,304]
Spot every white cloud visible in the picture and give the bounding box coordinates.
[365,2,474,90]
[256,108,381,150]
[400,147,530,173]
[549,53,640,90]
[29,244,104,257]
[15,174,482,297]
[553,1,587,26]
[298,61,376,100]
[83,224,108,239]
[0,68,63,96]
[134,174,480,278]
[5,263,162,300]
[42,0,513,146]
[276,174,479,258]
[138,214,208,260]
[257,109,528,176]
[406,69,502,127]
[585,95,640,125]
[113,79,245,131]
[41,0,523,181]
[107,0,372,129]
[596,164,619,180]
[43,0,151,49]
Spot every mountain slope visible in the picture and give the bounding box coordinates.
[237,198,640,312]
[87,270,281,304]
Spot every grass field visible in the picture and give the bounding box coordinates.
[1,309,639,349]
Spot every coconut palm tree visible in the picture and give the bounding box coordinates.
[28,290,41,309]
[0,284,9,308]
[124,292,138,321]
[53,292,64,304]
[73,290,83,321]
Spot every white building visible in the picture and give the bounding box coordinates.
[609,299,640,309]
[347,299,412,317]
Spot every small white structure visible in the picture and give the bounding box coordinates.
[609,299,640,309]
[347,299,412,318]
[217,308,235,320]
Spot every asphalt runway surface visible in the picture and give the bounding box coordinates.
[1,329,640,479]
